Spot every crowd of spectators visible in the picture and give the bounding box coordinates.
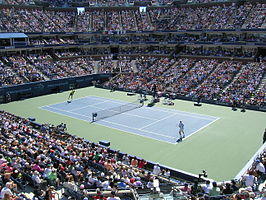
[135,10,154,31]
[98,56,135,73]
[22,33,266,49]
[104,57,175,91]
[29,38,76,46]
[0,110,178,199]
[187,0,230,4]
[121,10,138,31]
[0,3,265,33]
[4,0,34,5]
[104,57,266,107]
[0,0,265,199]
[55,51,83,58]
[77,33,266,45]
[181,46,257,58]
[97,55,117,73]
[91,10,106,32]
[242,3,266,29]
[76,11,92,32]
[0,60,23,87]
[3,0,241,7]
[166,59,217,95]
[0,50,265,108]
[0,109,266,199]
[28,55,95,80]
[0,51,264,108]
[188,61,241,100]
[106,11,122,31]
[219,62,266,106]
[149,3,253,30]
[119,46,174,55]
[0,53,96,86]
[0,8,76,33]
[117,56,136,73]
[54,48,112,57]
[5,56,45,83]
[249,83,266,107]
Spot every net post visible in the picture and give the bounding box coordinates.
[92,113,94,123]
[92,112,97,123]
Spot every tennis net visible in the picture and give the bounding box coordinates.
[92,100,143,122]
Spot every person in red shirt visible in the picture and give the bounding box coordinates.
[138,159,147,169]
[92,189,107,200]
[130,157,138,167]
[180,183,191,194]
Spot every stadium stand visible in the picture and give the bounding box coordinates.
[104,58,265,108]
[0,111,183,199]
[0,110,266,199]
[0,0,265,198]
[0,3,265,32]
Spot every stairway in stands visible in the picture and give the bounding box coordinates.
[242,4,266,29]
[256,73,266,91]
[25,56,50,81]
[131,60,138,73]
[222,64,245,92]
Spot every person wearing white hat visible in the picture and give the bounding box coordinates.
[0,182,13,199]
[153,163,161,176]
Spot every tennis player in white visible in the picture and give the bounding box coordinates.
[178,120,185,138]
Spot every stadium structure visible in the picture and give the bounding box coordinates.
[0,0,265,199]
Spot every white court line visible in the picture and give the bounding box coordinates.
[69,100,113,112]
[39,102,216,176]
[181,117,220,142]
[235,142,266,180]
[40,96,125,111]
[100,119,176,139]
[43,105,174,139]
[40,105,176,144]
[41,95,220,144]
[40,95,123,109]
[95,121,174,144]
[44,98,156,122]
[39,106,91,123]
[44,105,91,118]
[145,103,219,119]
[139,113,178,130]
[44,95,217,121]
[90,95,219,121]
[90,96,219,121]
[42,95,218,121]
[90,95,134,104]
[40,96,91,108]
[146,106,219,121]
[90,105,156,121]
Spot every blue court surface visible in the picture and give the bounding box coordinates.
[40,96,219,143]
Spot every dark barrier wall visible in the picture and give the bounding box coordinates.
[0,74,112,103]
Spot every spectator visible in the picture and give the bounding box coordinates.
[130,157,138,168]
[180,183,191,194]
[242,170,257,188]
[138,159,147,169]
[202,180,212,194]
[0,182,14,199]
[222,182,234,195]
[153,163,161,176]
[209,181,220,196]
[107,191,120,200]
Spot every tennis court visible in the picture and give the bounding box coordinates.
[41,96,219,143]
[1,87,266,180]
